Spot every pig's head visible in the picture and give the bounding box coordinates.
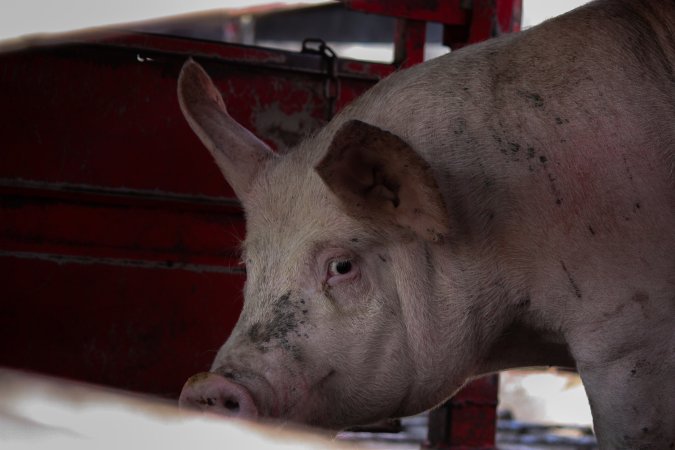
[176,60,476,429]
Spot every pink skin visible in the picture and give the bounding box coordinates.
[192,248,370,426]
[179,372,259,419]
[175,1,675,442]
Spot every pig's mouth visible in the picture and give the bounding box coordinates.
[182,363,340,425]
[227,366,338,422]
[278,368,337,419]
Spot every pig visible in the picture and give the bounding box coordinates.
[176,0,675,448]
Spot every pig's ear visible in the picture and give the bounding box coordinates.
[315,120,450,242]
[177,59,274,201]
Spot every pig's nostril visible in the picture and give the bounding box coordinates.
[224,398,240,412]
[180,372,258,419]
[197,396,217,406]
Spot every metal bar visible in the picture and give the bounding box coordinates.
[342,0,468,25]
[87,33,394,81]
[0,250,245,274]
[393,19,426,68]
[425,375,500,449]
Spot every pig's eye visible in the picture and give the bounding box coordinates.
[329,260,352,276]
[322,252,359,286]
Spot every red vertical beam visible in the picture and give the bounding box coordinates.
[445,0,522,50]
[426,375,500,449]
[393,18,426,68]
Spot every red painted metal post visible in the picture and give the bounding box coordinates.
[445,0,522,50]
[393,18,426,68]
[426,375,500,449]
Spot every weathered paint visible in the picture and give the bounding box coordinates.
[0,37,378,397]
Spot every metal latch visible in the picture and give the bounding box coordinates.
[302,38,340,120]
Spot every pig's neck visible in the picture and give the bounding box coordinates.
[394,234,574,411]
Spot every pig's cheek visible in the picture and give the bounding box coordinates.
[324,276,371,312]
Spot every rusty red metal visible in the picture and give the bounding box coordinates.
[0,0,520,445]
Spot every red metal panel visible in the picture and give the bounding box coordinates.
[0,44,316,197]
[0,36,381,397]
[0,184,245,267]
[0,255,244,397]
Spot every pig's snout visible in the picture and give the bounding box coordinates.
[179,372,259,420]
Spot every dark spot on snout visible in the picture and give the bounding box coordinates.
[277,292,290,305]
[539,155,548,163]
[351,238,359,242]
[588,225,596,235]
[247,291,302,353]
[378,254,387,262]
[247,323,263,343]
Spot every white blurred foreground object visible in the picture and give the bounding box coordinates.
[0,368,352,450]
[0,1,589,45]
